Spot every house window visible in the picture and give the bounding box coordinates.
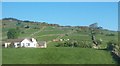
[22,43,25,47]
[27,43,30,46]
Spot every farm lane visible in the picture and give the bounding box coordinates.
[30,26,46,37]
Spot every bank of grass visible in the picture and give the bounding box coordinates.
[2,48,115,64]
[36,35,59,41]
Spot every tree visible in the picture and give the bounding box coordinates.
[89,23,98,29]
[7,28,19,39]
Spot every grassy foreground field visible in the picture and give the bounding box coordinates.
[2,48,115,64]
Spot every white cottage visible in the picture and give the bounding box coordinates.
[20,38,37,48]
[3,38,47,48]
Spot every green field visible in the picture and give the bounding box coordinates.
[2,48,115,64]
[1,19,119,64]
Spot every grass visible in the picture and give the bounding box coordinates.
[62,35,91,41]
[47,42,61,48]
[36,35,59,41]
[34,30,68,36]
[1,19,118,64]
[19,28,40,38]
[2,48,115,64]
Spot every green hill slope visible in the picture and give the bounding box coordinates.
[1,18,119,64]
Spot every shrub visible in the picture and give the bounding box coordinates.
[107,40,117,51]
[3,23,6,25]
[34,27,40,29]
[24,25,29,28]
[55,41,92,48]
[16,22,21,26]
[96,40,102,45]
[7,28,20,39]
[65,34,68,36]
[21,31,25,34]
[55,43,61,47]
[78,41,92,48]
[106,33,115,36]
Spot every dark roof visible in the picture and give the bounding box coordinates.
[25,38,32,42]
[3,38,37,44]
[38,41,46,46]
[5,39,24,43]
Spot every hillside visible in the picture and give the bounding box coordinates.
[1,18,118,46]
[1,18,119,64]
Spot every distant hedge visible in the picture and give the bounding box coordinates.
[55,41,92,48]
[106,33,115,36]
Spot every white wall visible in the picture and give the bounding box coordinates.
[5,43,11,48]
[21,39,37,48]
[14,42,20,48]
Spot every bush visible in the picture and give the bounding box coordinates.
[106,33,115,36]
[55,41,92,48]
[78,41,92,48]
[107,40,117,51]
[65,34,68,36]
[24,25,29,28]
[55,42,64,47]
[33,27,40,29]
[96,40,102,45]
[7,28,20,39]
[3,23,6,25]
[21,31,25,34]
[100,32,104,35]
[16,22,21,26]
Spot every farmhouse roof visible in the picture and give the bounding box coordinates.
[38,41,46,46]
[5,39,24,42]
[24,38,33,42]
[3,38,37,43]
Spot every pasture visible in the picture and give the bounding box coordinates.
[2,48,115,64]
[1,19,118,64]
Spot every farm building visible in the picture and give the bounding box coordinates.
[37,41,47,48]
[3,38,47,48]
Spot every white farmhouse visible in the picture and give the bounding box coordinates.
[3,38,47,48]
[20,38,37,48]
